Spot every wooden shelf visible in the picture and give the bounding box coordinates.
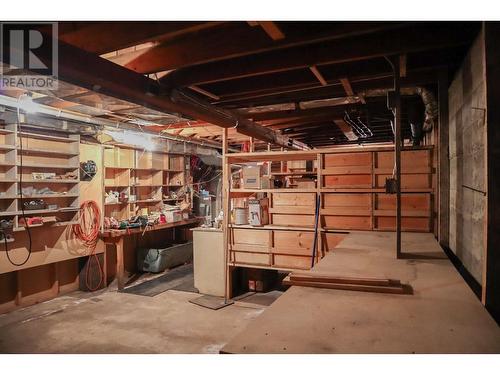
[225,146,436,272]
[272,171,317,176]
[102,146,189,222]
[0,145,16,151]
[231,188,317,193]
[105,166,130,170]
[18,162,78,170]
[18,132,78,143]
[0,161,15,167]
[21,179,79,184]
[20,194,79,199]
[0,179,17,183]
[229,224,315,232]
[228,262,300,273]
[0,128,14,135]
[18,148,78,157]
[0,195,17,199]
[104,201,128,206]
[21,207,79,215]
[0,211,19,217]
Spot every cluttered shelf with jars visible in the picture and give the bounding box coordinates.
[101,145,191,232]
[0,123,81,242]
[225,146,435,272]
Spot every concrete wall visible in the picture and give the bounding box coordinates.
[448,31,487,283]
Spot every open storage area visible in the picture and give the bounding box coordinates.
[0,17,498,364]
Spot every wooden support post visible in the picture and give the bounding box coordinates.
[115,237,125,290]
[393,57,402,259]
[438,69,450,247]
[222,128,231,302]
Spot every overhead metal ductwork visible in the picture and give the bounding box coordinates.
[361,86,438,133]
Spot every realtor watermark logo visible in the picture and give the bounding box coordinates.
[0,22,58,89]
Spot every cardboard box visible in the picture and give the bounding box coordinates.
[260,175,274,189]
[242,165,261,189]
[165,210,182,223]
[248,198,269,226]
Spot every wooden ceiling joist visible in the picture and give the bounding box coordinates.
[218,69,440,108]
[400,54,408,77]
[339,77,355,96]
[309,65,328,86]
[56,21,226,55]
[255,21,286,41]
[164,22,477,87]
[188,85,220,100]
[126,22,405,75]
[2,35,308,150]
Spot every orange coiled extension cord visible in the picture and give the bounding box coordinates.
[72,200,103,291]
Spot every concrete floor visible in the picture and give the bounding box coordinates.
[0,289,266,354]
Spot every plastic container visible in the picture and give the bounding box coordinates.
[136,241,193,273]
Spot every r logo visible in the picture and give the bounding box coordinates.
[0,22,58,89]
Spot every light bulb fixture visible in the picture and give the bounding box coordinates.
[17,92,40,114]
[103,129,156,151]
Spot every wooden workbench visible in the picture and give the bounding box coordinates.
[100,218,200,290]
[222,231,500,353]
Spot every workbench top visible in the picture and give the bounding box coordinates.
[191,226,222,233]
[100,218,201,239]
[222,231,500,354]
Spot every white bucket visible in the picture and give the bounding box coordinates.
[234,207,248,225]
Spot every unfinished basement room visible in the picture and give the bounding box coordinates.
[1,2,499,371]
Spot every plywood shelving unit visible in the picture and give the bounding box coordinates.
[224,146,435,273]
[103,146,188,220]
[0,123,80,233]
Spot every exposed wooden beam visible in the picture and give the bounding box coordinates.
[257,22,285,41]
[188,85,220,100]
[309,65,328,86]
[164,22,478,87]
[2,35,308,150]
[339,77,355,96]
[400,54,407,77]
[198,49,465,99]
[216,69,440,107]
[218,70,437,107]
[128,22,407,75]
[56,21,226,55]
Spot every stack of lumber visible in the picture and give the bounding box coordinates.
[283,272,411,294]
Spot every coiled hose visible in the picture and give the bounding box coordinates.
[72,200,103,291]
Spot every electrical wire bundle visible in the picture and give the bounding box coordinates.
[72,200,103,291]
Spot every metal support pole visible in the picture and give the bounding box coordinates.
[394,57,402,259]
[222,128,230,303]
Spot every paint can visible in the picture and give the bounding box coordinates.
[234,207,248,225]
